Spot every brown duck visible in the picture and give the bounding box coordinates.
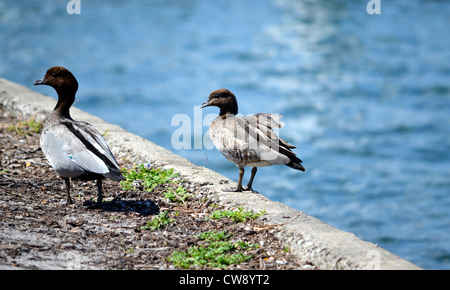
[201,89,305,192]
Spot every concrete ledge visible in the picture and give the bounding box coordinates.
[0,78,421,270]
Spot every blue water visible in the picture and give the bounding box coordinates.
[1,0,449,269]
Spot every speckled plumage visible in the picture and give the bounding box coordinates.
[201,89,305,192]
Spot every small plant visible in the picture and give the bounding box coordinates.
[123,247,135,254]
[208,207,266,223]
[164,185,190,203]
[8,117,43,136]
[167,230,259,269]
[196,230,232,242]
[120,164,179,193]
[141,211,175,230]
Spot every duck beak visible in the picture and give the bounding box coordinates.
[34,77,47,86]
[200,100,211,108]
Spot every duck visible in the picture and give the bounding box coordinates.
[34,66,124,205]
[201,88,305,192]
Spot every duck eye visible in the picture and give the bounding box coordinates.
[51,73,57,79]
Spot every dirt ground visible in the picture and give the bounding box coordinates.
[0,109,316,270]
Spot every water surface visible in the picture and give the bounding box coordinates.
[1,0,449,269]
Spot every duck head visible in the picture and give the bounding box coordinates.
[201,89,238,116]
[34,66,78,114]
[34,66,78,93]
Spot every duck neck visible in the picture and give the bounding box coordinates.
[219,102,238,117]
[54,90,75,118]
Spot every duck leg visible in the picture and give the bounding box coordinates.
[96,178,103,205]
[225,167,245,192]
[64,178,73,204]
[235,167,245,192]
[245,167,259,193]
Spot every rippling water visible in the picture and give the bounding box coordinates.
[1,0,449,269]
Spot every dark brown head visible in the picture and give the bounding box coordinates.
[34,66,78,93]
[34,66,78,113]
[201,89,238,116]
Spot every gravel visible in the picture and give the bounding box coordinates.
[0,111,316,270]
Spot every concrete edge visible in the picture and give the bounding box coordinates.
[0,77,422,270]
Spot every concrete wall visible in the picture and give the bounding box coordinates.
[0,77,421,270]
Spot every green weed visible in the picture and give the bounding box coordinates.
[123,247,135,254]
[141,211,175,230]
[120,164,179,193]
[196,230,232,242]
[8,117,43,136]
[167,230,258,269]
[208,207,266,223]
[164,185,190,203]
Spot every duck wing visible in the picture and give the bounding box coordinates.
[245,113,296,148]
[244,114,305,170]
[211,114,296,166]
[41,120,123,181]
[244,114,301,157]
[64,121,124,180]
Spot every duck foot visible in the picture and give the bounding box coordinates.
[223,186,245,192]
[244,187,259,193]
[223,186,258,193]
